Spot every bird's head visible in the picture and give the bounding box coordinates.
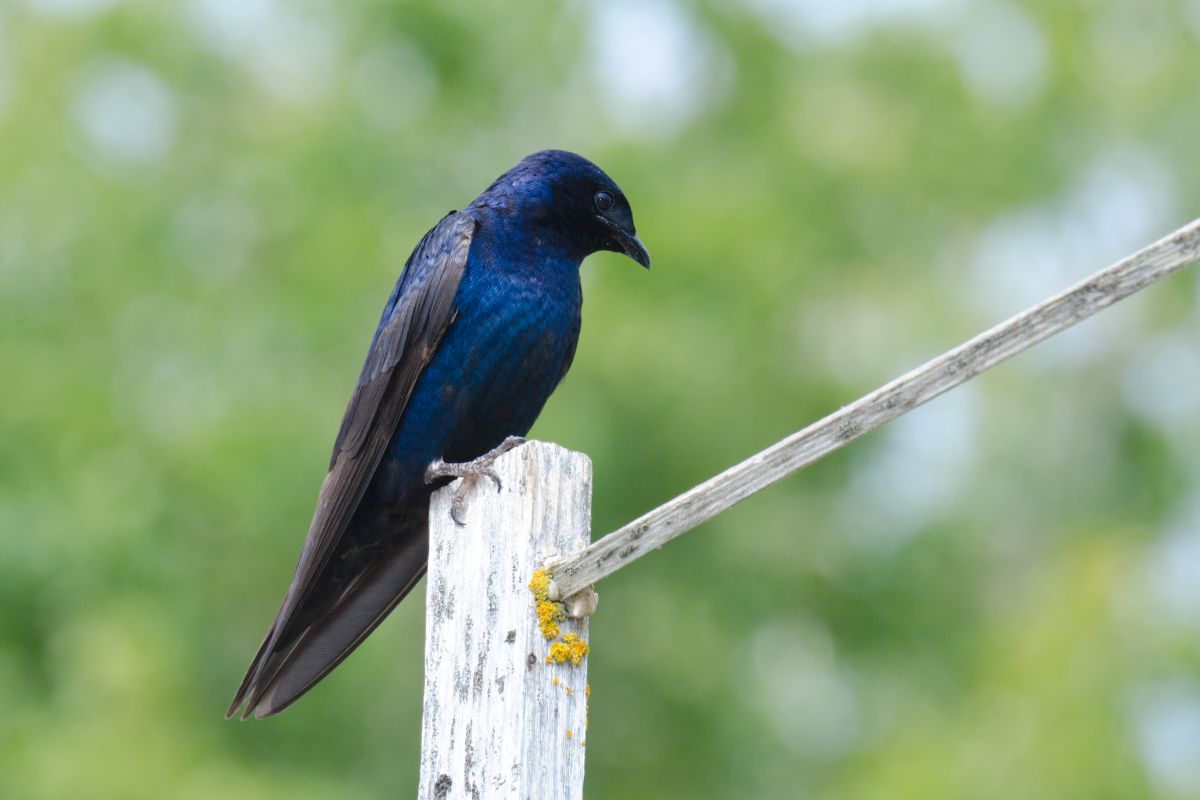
[473,150,651,269]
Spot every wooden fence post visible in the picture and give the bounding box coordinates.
[419,441,592,799]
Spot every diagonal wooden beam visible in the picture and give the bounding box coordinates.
[545,218,1200,601]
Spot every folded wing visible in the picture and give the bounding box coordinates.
[228,211,476,719]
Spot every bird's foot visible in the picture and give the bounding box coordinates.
[425,437,527,525]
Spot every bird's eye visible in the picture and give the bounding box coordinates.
[593,190,615,212]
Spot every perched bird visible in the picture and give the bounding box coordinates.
[228,150,649,719]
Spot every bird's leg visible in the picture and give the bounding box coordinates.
[425,437,527,525]
[426,436,528,489]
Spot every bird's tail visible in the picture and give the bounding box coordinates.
[227,523,428,719]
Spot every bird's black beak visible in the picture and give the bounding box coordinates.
[598,216,651,269]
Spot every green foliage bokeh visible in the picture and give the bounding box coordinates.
[3,0,1200,797]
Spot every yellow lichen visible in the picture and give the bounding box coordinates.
[536,601,565,640]
[528,569,552,601]
[530,569,593,661]
[585,683,591,698]
[546,633,590,667]
[529,569,566,640]
[566,729,573,739]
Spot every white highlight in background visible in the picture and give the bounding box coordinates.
[588,0,734,139]
[1130,681,1200,798]
[185,0,338,106]
[72,59,177,165]
[950,2,1046,108]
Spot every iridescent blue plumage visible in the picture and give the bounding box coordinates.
[230,150,648,718]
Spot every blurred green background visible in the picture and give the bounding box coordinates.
[4,0,1200,797]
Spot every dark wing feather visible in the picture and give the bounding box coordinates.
[240,513,428,717]
[227,211,475,718]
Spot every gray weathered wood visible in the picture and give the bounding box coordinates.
[545,217,1200,600]
[420,441,592,800]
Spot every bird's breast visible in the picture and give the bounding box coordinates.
[381,261,582,481]
[450,267,581,398]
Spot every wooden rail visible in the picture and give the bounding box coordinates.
[544,218,1200,600]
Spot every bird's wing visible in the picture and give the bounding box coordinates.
[228,211,475,718]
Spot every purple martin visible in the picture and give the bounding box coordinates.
[228,150,649,718]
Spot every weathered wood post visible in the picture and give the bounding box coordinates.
[419,441,592,799]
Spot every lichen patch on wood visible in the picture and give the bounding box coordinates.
[529,569,567,640]
[546,633,589,667]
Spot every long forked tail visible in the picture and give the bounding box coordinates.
[227,527,428,719]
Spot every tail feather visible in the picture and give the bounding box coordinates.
[228,526,428,719]
[226,627,276,718]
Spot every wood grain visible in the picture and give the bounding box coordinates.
[420,441,593,799]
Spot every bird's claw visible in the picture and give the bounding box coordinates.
[449,476,476,526]
[479,466,502,491]
[425,437,528,525]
